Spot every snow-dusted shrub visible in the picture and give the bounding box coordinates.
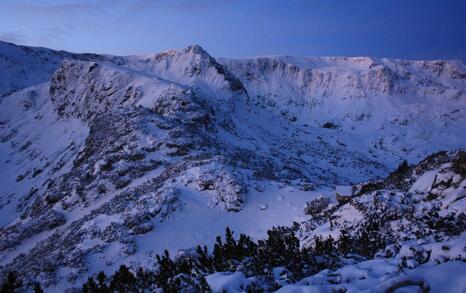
[338,217,394,258]
[304,196,330,218]
[321,122,338,129]
[452,150,466,176]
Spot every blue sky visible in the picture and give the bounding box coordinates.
[0,0,465,59]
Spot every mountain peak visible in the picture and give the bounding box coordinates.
[184,44,209,55]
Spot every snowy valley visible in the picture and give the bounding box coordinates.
[0,40,465,292]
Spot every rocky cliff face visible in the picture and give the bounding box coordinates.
[0,41,464,289]
[220,56,465,103]
[221,56,466,163]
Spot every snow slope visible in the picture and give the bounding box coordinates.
[0,41,123,98]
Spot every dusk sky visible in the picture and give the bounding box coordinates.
[0,0,465,59]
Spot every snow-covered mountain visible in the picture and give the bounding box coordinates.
[0,40,464,291]
[220,56,466,163]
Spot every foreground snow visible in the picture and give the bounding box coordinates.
[206,261,465,293]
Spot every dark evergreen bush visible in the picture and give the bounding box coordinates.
[0,272,22,293]
[73,224,390,292]
[33,282,44,293]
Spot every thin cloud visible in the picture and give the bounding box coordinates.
[166,0,235,12]
[0,32,29,44]
[13,2,94,14]
[124,0,235,12]
[12,0,235,16]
